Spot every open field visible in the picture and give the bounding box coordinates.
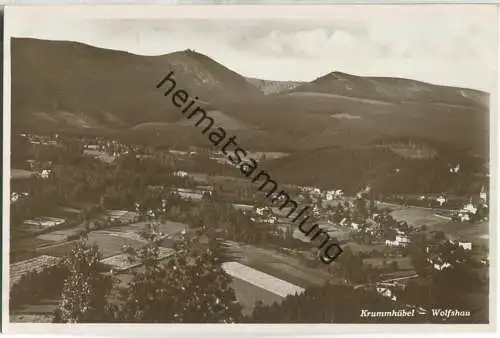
[220,243,348,315]
[187,172,209,183]
[36,232,70,242]
[10,236,58,263]
[292,222,351,243]
[120,220,187,236]
[429,220,489,247]
[344,241,386,254]
[36,241,78,257]
[11,298,59,316]
[83,149,116,163]
[176,191,204,201]
[377,201,488,248]
[232,203,254,211]
[18,219,188,262]
[223,261,304,316]
[251,260,334,287]
[102,210,139,223]
[224,241,337,288]
[245,151,290,161]
[58,206,81,214]
[85,231,145,258]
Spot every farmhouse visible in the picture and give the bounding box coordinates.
[11,192,29,204]
[85,144,100,150]
[457,202,478,222]
[385,235,410,248]
[376,286,397,301]
[449,239,473,251]
[433,262,452,271]
[436,195,447,206]
[458,242,472,250]
[40,169,52,179]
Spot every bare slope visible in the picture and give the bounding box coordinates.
[11,38,261,130]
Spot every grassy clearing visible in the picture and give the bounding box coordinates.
[363,256,413,270]
[36,241,77,257]
[428,220,489,248]
[37,225,86,242]
[223,262,305,298]
[187,172,209,183]
[10,312,54,323]
[390,207,446,227]
[344,242,386,254]
[11,237,58,263]
[224,241,335,288]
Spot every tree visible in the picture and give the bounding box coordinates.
[369,192,376,214]
[119,225,242,323]
[53,240,115,323]
[10,264,68,310]
[332,247,369,285]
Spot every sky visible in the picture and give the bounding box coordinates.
[7,5,498,93]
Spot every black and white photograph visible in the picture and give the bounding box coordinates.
[2,4,497,331]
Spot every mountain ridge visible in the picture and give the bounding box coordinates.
[288,71,488,110]
[11,37,489,157]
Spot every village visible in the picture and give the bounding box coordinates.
[9,132,490,322]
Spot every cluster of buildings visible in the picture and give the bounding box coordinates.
[85,139,135,158]
[34,169,53,179]
[296,185,344,202]
[385,233,411,248]
[250,206,279,224]
[456,186,488,222]
[173,170,188,178]
[169,149,199,157]
[21,133,59,146]
[425,239,473,271]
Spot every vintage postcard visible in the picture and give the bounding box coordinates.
[2,4,497,334]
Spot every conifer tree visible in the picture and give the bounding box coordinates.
[53,239,115,323]
[119,225,242,323]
